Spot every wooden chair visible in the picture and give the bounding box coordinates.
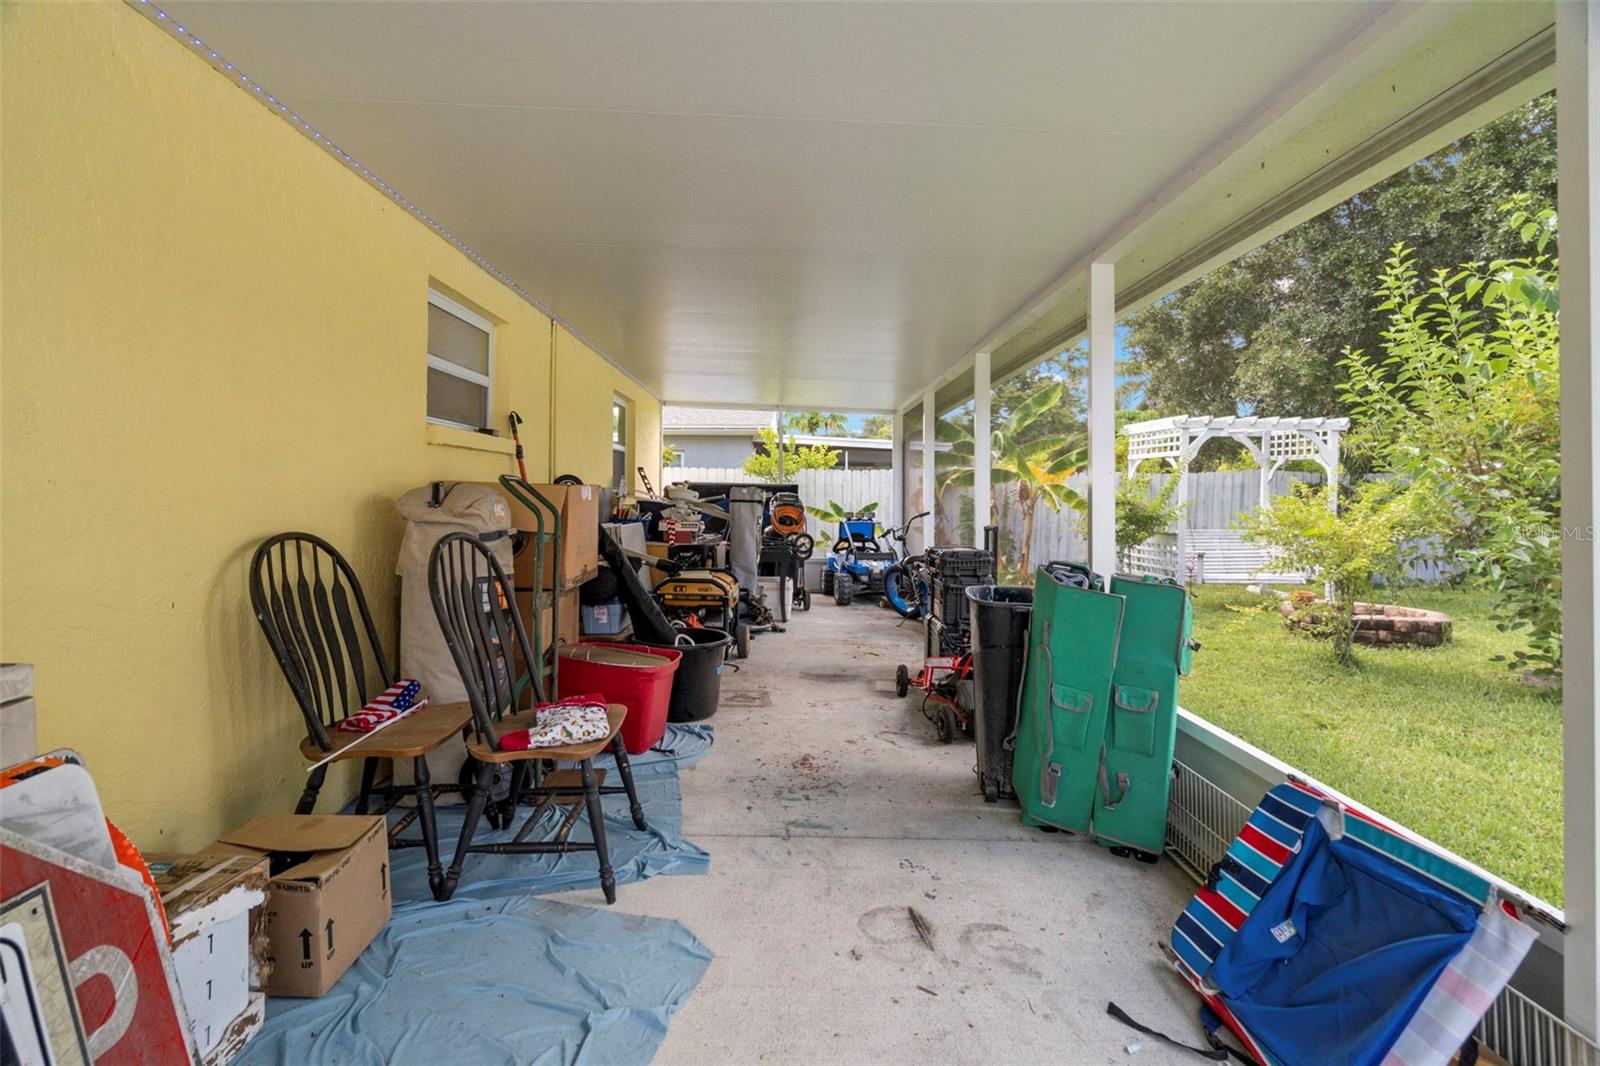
[427,531,647,904]
[249,532,471,901]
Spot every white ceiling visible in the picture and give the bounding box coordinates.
[159,0,1456,410]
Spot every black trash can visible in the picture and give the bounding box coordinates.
[645,627,732,722]
[966,585,1034,803]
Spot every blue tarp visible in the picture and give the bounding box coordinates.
[1209,815,1478,1066]
[388,723,713,903]
[237,896,712,1065]
[240,724,717,1065]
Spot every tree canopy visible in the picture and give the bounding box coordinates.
[1123,94,1555,419]
[785,411,848,435]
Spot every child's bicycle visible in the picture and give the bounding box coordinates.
[880,513,932,619]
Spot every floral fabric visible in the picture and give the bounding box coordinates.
[500,693,612,751]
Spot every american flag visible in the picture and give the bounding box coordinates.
[338,679,426,733]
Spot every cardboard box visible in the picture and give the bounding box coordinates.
[147,851,269,1063]
[1,662,36,766]
[209,815,390,998]
[644,541,671,586]
[514,589,580,656]
[488,483,600,591]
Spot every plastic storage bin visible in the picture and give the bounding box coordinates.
[557,643,681,753]
[580,599,630,636]
[966,585,1034,803]
[925,548,994,635]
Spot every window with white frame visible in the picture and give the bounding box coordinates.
[612,396,629,493]
[426,291,493,430]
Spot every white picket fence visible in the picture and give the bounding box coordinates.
[665,466,897,541]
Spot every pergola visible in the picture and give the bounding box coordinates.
[1123,415,1348,582]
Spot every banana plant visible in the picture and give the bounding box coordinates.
[936,382,1086,576]
[805,499,879,524]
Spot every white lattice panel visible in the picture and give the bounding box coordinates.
[1127,428,1183,466]
[1266,429,1324,462]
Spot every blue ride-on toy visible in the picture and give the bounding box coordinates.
[821,516,898,606]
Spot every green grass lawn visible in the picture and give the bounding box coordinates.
[1181,584,1564,905]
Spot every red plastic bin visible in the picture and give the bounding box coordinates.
[557,643,682,753]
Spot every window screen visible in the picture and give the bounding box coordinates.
[427,293,492,429]
[612,398,629,492]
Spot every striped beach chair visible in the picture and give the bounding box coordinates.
[1166,780,1538,1066]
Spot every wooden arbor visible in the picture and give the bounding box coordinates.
[1121,415,1347,583]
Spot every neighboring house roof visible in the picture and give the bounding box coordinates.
[662,406,776,432]
[789,434,891,450]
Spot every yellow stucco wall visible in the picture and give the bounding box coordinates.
[552,324,663,495]
[0,2,658,850]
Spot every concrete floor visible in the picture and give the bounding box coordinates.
[555,597,1204,1064]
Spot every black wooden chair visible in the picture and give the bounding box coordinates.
[249,532,472,901]
[427,530,647,904]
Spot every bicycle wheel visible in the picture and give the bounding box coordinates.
[883,565,922,619]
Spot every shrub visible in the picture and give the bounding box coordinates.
[743,428,840,480]
[1238,480,1434,665]
[1339,201,1561,682]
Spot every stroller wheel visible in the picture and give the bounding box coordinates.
[788,532,815,560]
[895,664,910,698]
[796,586,812,611]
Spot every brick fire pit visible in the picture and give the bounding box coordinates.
[1279,599,1453,647]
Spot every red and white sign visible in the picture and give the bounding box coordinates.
[0,829,194,1065]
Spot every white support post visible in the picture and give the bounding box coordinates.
[1560,0,1600,1040]
[1325,430,1342,514]
[1258,433,1272,513]
[921,390,937,550]
[974,352,992,550]
[1175,432,1190,583]
[890,407,905,533]
[1088,262,1118,582]
[776,407,786,482]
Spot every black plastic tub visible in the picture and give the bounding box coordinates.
[966,585,1034,802]
[645,627,732,722]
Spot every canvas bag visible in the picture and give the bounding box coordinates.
[396,482,516,705]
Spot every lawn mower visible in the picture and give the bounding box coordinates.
[618,538,788,658]
[894,646,975,743]
[892,535,990,743]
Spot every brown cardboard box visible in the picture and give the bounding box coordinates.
[1,662,36,766]
[487,483,600,591]
[515,589,579,653]
[644,541,671,586]
[209,815,390,998]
